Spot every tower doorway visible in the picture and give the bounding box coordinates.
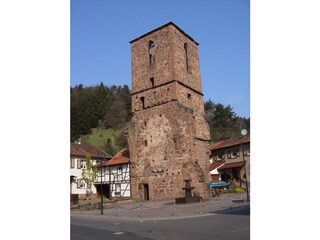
[143,184,149,200]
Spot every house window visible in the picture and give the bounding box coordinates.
[70,158,75,168]
[80,160,86,169]
[245,147,250,156]
[115,183,121,194]
[217,153,224,161]
[72,177,77,183]
[149,41,155,64]
[230,150,239,159]
[213,153,224,161]
[117,166,122,175]
[98,168,105,177]
[77,179,86,188]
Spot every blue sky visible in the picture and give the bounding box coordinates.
[71,0,250,117]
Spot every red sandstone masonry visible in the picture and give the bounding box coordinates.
[127,23,211,201]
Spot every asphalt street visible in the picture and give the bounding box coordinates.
[71,205,250,240]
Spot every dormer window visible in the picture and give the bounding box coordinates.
[244,147,250,156]
[229,150,240,159]
[217,153,224,161]
[213,152,224,161]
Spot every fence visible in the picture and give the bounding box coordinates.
[74,193,249,219]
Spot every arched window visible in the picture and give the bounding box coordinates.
[149,41,155,64]
[184,43,189,72]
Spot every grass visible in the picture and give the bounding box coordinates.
[81,128,123,154]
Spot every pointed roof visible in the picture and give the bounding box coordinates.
[129,21,199,45]
[101,149,130,167]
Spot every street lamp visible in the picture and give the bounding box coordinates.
[241,129,250,200]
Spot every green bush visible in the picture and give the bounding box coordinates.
[235,188,246,193]
[227,188,236,193]
[80,205,96,211]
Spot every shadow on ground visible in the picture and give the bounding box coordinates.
[212,204,250,216]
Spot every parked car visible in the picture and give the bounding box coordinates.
[209,181,229,190]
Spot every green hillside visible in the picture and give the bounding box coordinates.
[80,128,126,156]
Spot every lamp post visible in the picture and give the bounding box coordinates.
[97,159,104,215]
[241,129,250,200]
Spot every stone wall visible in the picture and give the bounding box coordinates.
[127,101,211,200]
[171,26,202,93]
[128,23,211,201]
[131,26,173,94]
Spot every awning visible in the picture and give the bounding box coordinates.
[218,161,245,170]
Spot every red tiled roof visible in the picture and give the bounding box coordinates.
[209,161,225,171]
[218,161,245,170]
[210,135,250,151]
[70,143,112,160]
[102,149,130,167]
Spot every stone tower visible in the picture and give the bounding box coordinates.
[127,22,211,201]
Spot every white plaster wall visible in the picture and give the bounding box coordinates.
[70,157,97,195]
[103,164,131,198]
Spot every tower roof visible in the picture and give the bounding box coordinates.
[129,21,199,45]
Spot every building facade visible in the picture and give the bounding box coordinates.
[96,149,131,199]
[126,22,211,201]
[209,135,250,189]
[70,143,112,197]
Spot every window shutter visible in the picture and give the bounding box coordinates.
[213,156,217,161]
[77,179,81,188]
[237,151,240,157]
[77,160,81,169]
[222,154,225,159]
[227,152,231,158]
[244,151,247,156]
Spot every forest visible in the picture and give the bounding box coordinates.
[71,83,250,154]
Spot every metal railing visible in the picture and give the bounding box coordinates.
[74,193,249,218]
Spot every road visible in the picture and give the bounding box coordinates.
[71,205,250,240]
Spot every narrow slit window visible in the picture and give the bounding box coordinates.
[149,41,155,64]
[150,77,154,88]
[184,43,189,72]
[140,97,145,109]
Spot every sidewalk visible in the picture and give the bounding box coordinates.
[70,193,249,220]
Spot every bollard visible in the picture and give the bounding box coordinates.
[139,204,143,218]
[115,203,118,217]
[199,198,203,214]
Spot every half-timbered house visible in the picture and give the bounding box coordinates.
[95,149,131,199]
[70,143,112,198]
